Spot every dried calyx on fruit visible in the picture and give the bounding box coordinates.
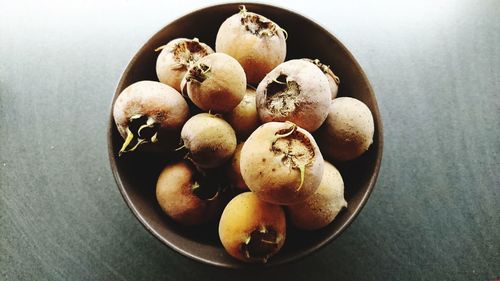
[113,81,189,156]
[119,114,159,156]
[184,63,211,83]
[265,74,300,117]
[256,59,331,132]
[238,5,286,39]
[182,53,246,113]
[190,168,224,201]
[155,38,210,70]
[155,38,214,92]
[270,122,314,191]
[240,121,324,205]
[218,192,286,263]
[241,225,283,263]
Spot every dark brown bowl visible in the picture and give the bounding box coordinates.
[107,3,383,268]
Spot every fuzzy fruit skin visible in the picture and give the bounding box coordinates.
[303,58,339,99]
[215,12,286,86]
[113,81,189,150]
[156,38,214,92]
[224,87,259,140]
[256,59,331,132]
[226,143,248,191]
[185,53,246,113]
[156,161,221,225]
[219,192,286,263]
[240,122,324,205]
[317,97,374,161]
[181,113,237,168]
[287,161,347,230]
[325,70,339,99]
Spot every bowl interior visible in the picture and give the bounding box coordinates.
[108,3,383,268]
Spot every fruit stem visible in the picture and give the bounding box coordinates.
[191,178,220,201]
[191,181,200,192]
[128,138,147,152]
[150,132,158,143]
[205,190,220,201]
[272,76,287,85]
[312,59,340,85]
[271,122,297,144]
[119,127,135,156]
[207,110,222,118]
[296,164,306,191]
[154,45,167,52]
[174,144,186,151]
[331,71,340,85]
[239,5,247,15]
[170,63,185,70]
[280,27,288,40]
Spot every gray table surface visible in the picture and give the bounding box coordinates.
[1,0,499,280]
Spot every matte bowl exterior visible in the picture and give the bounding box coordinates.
[108,3,383,268]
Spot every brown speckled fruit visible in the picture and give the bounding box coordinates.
[180,113,237,168]
[156,161,222,225]
[156,38,214,92]
[240,121,324,205]
[215,5,286,85]
[113,81,189,155]
[287,161,347,230]
[219,192,286,263]
[256,59,331,132]
[183,53,246,113]
[317,97,374,161]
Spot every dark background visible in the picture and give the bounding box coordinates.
[1,1,498,280]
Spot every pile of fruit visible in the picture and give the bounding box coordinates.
[113,6,374,263]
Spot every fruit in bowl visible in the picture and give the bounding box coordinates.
[108,3,382,268]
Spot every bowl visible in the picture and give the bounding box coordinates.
[107,3,383,268]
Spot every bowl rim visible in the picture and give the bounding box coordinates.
[107,2,384,269]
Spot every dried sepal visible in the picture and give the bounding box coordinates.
[185,63,211,83]
[118,115,160,156]
[240,226,280,263]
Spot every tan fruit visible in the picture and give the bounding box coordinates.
[218,192,286,263]
[226,143,248,191]
[240,121,324,205]
[113,81,189,155]
[224,87,259,140]
[317,97,374,161]
[155,38,214,92]
[180,113,237,168]
[156,161,221,225]
[287,161,347,230]
[215,5,286,85]
[183,53,246,112]
[256,59,331,132]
